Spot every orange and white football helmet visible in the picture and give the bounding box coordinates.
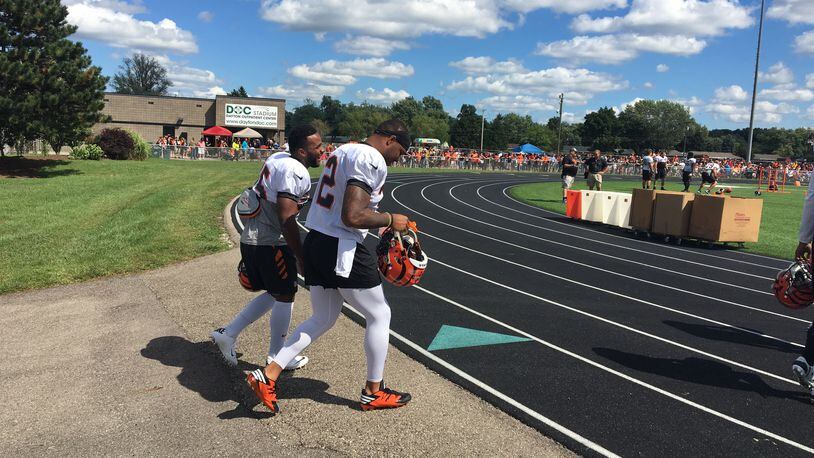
[377,222,428,287]
[773,260,814,310]
[237,260,260,291]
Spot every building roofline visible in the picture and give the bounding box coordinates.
[103,92,286,104]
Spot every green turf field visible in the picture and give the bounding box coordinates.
[508,178,805,261]
[0,157,533,295]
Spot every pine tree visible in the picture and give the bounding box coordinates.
[0,0,107,156]
[227,86,249,97]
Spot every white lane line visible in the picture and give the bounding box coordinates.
[389,180,807,323]
[416,227,803,351]
[498,184,788,270]
[415,180,772,296]
[412,284,814,455]
[453,181,776,277]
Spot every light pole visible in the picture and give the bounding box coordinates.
[746,0,766,164]
[480,108,486,152]
[683,125,689,154]
[556,93,564,154]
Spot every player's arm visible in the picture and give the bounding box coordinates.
[276,194,304,263]
[341,184,408,231]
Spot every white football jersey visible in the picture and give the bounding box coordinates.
[683,158,696,172]
[642,155,654,170]
[241,152,310,246]
[306,143,387,243]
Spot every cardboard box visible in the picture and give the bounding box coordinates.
[629,189,658,231]
[689,194,763,242]
[651,192,695,237]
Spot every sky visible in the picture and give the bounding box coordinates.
[62,0,814,129]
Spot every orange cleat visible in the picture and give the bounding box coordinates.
[359,382,411,411]
[247,369,279,414]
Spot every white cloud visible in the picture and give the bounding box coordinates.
[191,86,226,98]
[535,34,705,64]
[671,96,704,114]
[807,74,814,89]
[656,64,669,72]
[257,83,345,101]
[149,54,224,97]
[289,58,414,86]
[477,95,556,113]
[768,0,814,25]
[643,82,654,89]
[705,100,798,124]
[448,66,627,107]
[63,0,145,14]
[713,85,748,102]
[65,0,198,54]
[806,105,814,120]
[197,10,214,22]
[760,87,814,102]
[449,57,527,74]
[357,87,411,104]
[571,0,753,37]
[260,0,513,39]
[621,97,644,110]
[501,0,627,14]
[795,30,814,54]
[334,36,410,57]
[759,62,794,85]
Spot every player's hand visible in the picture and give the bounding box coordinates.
[390,213,410,232]
[796,242,811,262]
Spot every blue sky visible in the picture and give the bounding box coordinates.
[64,0,814,129]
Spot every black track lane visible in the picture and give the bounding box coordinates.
[466,180,780,277]
[418,179,773,292]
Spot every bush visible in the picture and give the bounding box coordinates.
[69,143,104,160]
[96,128,135,160]
[127,131,150,161]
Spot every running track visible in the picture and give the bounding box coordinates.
[234,172,814,457]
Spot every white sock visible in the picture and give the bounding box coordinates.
[223,293,276,338]
[268,301,293,357]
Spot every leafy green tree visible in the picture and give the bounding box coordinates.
[450,104,482,148]
[489,113,534,149]
[411,112,449,143]
[0,0,107,155]
[288,100,323,132]
[582,107,621,151]
[524,123,556,151]
[227,86,248,97]
[619,100,692,151]
[337,103,391,140]
[112,53,171,95]
[320,96,343,136]
[391,97,422,129]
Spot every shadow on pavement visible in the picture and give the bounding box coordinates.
[141,336,356,419]
[593,347,810,404]
[663,320,799,355]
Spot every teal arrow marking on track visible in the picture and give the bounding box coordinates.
[427,325,532,351]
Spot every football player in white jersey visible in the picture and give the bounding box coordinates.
[681,152,697,192]
[698,159,720,194]
[247,119,412,414]
[642,150,655,189]
[211,125,322,370]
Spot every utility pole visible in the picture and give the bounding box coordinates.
[746,0,766,164]
[557,93,564,154]
[480,108,486,152]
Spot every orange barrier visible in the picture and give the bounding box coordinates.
[566,190,582,219]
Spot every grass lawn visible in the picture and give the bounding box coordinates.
[2,157,526,295]
[508,177,805,261]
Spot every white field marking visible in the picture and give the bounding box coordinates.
[389,180,808,324]
[495,183,787,271]
[417,227,804,351]
[411,283,814,455]
[421,243,802,386]
[462,181,777,276]
[417,180,771,296]
[239,188,813,455]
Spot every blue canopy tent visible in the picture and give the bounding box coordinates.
[512,143,543,154]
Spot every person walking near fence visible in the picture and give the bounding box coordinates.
[561,148,578,203]
[642,149,654,189]
[585,149,608,191]
[681,152,697,192]
[210,125,323,371]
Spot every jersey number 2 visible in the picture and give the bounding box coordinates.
[316,155,338,209]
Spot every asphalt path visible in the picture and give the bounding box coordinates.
[234,172,814,457]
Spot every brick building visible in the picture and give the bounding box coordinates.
[94,93,286,144]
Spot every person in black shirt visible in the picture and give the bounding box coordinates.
[584,149,608,191]
[561,148,579,203]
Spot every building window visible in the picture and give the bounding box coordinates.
[148,101,154,105]
[103,98,109,102]
[196,104,202,107]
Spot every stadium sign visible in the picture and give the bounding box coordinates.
[225,103,278,129]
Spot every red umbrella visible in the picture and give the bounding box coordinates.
[202,126,232,136]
